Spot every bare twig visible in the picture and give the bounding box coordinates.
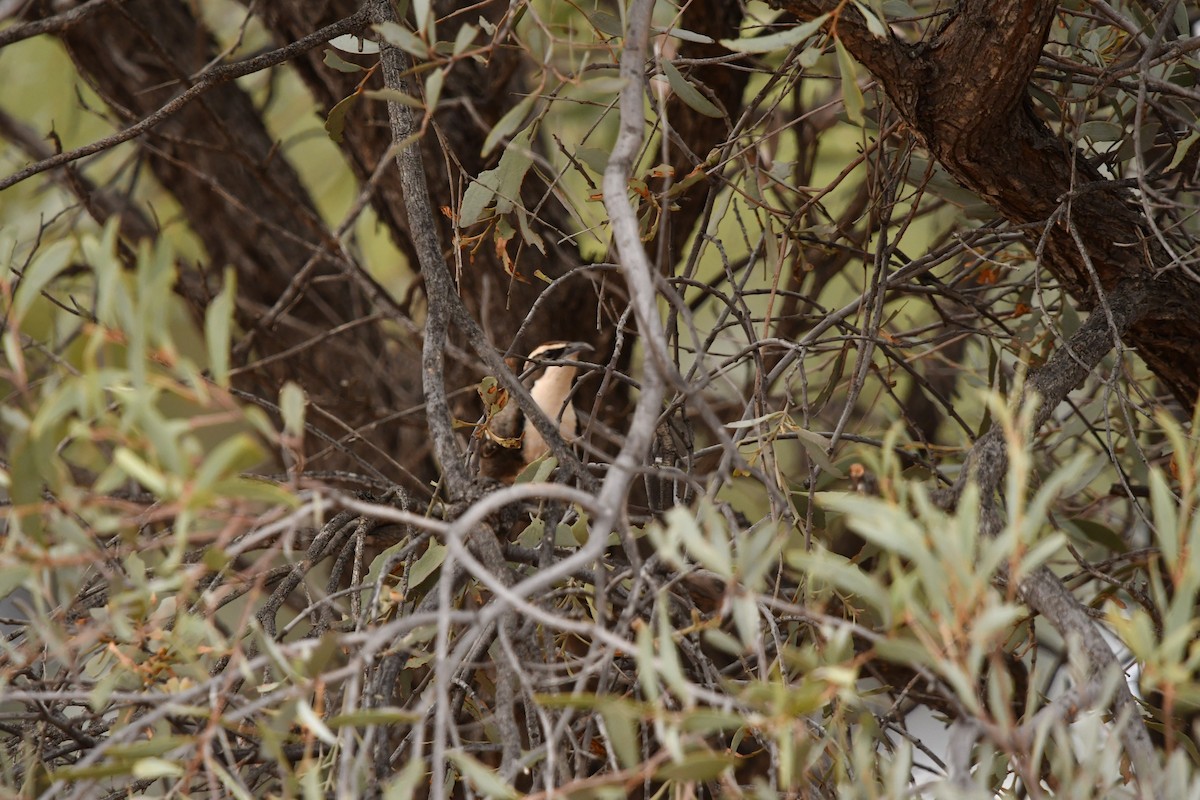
[596,0,671,527]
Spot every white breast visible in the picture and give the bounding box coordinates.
[522,363,579,462]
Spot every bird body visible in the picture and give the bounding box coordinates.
[479,341,590,482]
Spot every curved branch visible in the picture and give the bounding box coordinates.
[599,0,671,526]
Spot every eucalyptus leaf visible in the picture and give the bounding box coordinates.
[13,238,75,323]
[660,60,723,118]
[834,37,865,125]
[322,48,364,73]
[719,14,828,54]
[324,92,359,143]
[204,269,235,387]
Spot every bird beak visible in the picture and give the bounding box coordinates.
[561,342,593,358]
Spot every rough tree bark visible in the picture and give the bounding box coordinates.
[770,0,1199,406]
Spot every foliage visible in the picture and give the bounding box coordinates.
[1,0,1200,798]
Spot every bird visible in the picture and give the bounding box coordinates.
[478,341,592,483]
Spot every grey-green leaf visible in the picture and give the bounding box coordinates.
[660,60,723,118]
[322,48,364,73]
[719,14,829,54]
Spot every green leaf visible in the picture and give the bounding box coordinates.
[0,563,30,598]
[131,758,183,779]
[322,48,364,73]
[447,752,518,799]
[834,38,865,125]
[590,11,623,37]
[409,541,446,587]
[655,750,736,781]
[383,757,427,800]
[882,0,917,15]
[296,699,338,746]
[1150,468,1179,568]
[115,448,170,496]
[205,268,235,387]
[794,428,843,477]
[660,60,723,118]
[719,14,828,54]
[279,381,307,438]
[971,605,1023,648]
[515,206,545,254]
[656,597,690,701]
[12,238,75,322]
[600,703,641,769]
[363,87,424,109]
[1078,120,1123,142]
[653,25,715,44]
[424,68,444,110]
[636,616,659,702]
[665,505,730,577]
[193,433,265,494]
[3,331,25,388]
[459,135,533,226]
[482,92,536,156]
[1008,531,1068,590]
[459,180,497,227]
[412,0,431,36]
[107,737,194,759]
[327,34,380,55]
[373,21,427,58]
[787,547,892,625]
[327,709,422,727]
[325,92,359,144]
[731,593,759,649]
[852,0,889,39]
[1167,131,1200,172]
[452,23,477,56]
[515,454,557,484]
[574,147,611,174]
[1065,518,1127,553]
[210,477,299,507]
[679,708,745,733]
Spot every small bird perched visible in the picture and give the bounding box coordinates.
[478,341,591,483]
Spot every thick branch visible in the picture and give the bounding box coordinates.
[369,0,469,495]
[34,0,419,481]
[769,0,1200,404]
